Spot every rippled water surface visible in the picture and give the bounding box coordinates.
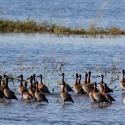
[0,34,125,125]
[0,0,125,28]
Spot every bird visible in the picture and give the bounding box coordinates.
[35,81,48,103]
[59,73,73,92]
[24,81,28,88]
[60,80,74,104]
[101,83,115,103]
[0,75,5,100]
[98,74,105,93]
[87,71,92,84]
[32,74,37,88]
[82,72,90,94]
[78,74,82,85]
[37,74,50,93]
[92,82,108,105]
[78,74,86,93]
[99,74,113,93]
[22,91,33,102]
[17,74,28,98]
[28,75,36,99]
[120,70,125,90]
[88,83,97,103]
[22,81,33,102]
[73,73,85,94]
[1,74,7,89]
[0,75,3,90]
[123,97,125,104]
[3,77,18,102]
[104,83,113,93]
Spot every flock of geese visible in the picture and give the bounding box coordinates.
[0,70,125,106]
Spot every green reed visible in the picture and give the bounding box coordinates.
[0,18,125,36]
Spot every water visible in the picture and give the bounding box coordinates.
[0,1,125,124]
[0,33,125,124]
[0,0,125,28]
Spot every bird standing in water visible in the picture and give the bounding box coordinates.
[60,78,74,104]
[120,70,125,90]
[59,73,73,92]
[4,77,18,103]
[35,81,49,104]
[37,74,50,93]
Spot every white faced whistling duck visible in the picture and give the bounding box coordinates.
[17,74,28,98]
[78,74,86,94]
[59,73,73,92]
[37,74,50,93]
[101,83,115,103]
[22,81,33,102]
[78,74,83,87]
[78,74,82,85]
[32,74,37,88]
[73,73,79,93]
[60,80,74,104]
[98,74,105,93]
[1,79,6,89]
[87,71,92,84]
[1,74,6,89]
[24,81,28,89]
[88,84,97,103]
[4,77,18,102]
[0,75,5,100]
[2,73,7,80]
[35,81,48,103]
[27,75,36,92]
[99,74,113,93]
[0,75,4,90]
[73,73,85,94]
[123,97,125,104]
[104,83,113,93]
[92,82,108,104]
[82,72,90,94]
[120,70,125,90]
[22,91,33,102]
[28,75,36,99]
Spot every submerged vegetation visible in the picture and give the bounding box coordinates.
[0,18,125,36]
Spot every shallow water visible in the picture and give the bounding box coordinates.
[0,34,125,125]
[0,0,125,28]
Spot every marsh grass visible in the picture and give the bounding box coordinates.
[109,57,121,84]
[93,57,121,86]
[0,18,125,36]
[0,53,67,89]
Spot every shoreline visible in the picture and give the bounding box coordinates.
[0,19,124,36]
